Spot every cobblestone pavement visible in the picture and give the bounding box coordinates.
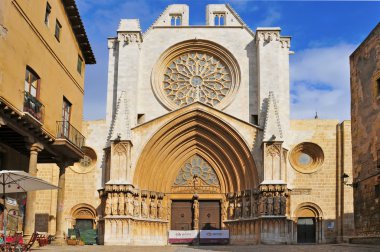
[33,244,380,252]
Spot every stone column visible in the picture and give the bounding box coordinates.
[24,142,43,237]
[54,162,69,243]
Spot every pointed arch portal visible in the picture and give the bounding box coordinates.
[134,108,258,194]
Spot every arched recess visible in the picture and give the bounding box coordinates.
[133,107,258,193]
[294,202,323,219]
[71,203,97,229]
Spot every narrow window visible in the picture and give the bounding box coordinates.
[251,114,258,125]
[77,55,83,74]
[214,13,226,26]
[55,19,62,41]
[375,184,380,198]
[0,153,4,171]
[44,2,51,26]
[62,98,71,137]
[376,78,380,98]
[137,114,145,124]
[170,14,181,26]
[377,149,380,169]
[25,67,40,97]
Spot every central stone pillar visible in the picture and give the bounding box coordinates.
[24,142,43,237]
[54,162,69,244]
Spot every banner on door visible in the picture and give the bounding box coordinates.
[199,230,229,244]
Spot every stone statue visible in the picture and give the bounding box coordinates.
[105,194,111,216]
[267,193,274,215]
[251,198,257,217]
[221,201,228,221]
[150,199,157,219]
[280,193,287,215]
[193,200,199,230]
[228,202,235,219]
[259,193,267,215]
[133,196,140,217]
[126,193,134,216]
[167,205,171,221]
[157,200,163,219]
[141,197,148,218]
[244,199,250,218]
[274,192,280,215]
[111,193,118,215]
[118,193,125,215]
[235,202,242,219]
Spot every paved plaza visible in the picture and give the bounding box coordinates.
[33,244,380,252]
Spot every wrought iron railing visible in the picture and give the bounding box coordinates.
[56,121,85,149]
[23,92,44,122]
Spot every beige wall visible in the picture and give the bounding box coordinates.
[0,0,85,135]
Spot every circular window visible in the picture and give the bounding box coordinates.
[152,39,240,110]
[71,147,97,174]
[289,142,324,173]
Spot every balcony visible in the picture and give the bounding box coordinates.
[23,92,44,123]
[52,121,85,161]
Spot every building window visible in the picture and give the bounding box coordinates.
[376,78,380,98]
[55,19,62,41]
[77,55,83,74]
[25,67,39,97]
[375,184,380,198]
[251,114,258,125]
[44,2,51,26]
[214,13,225,26]
[170,14,181,26]
[62,98,71,137]
[377,149,380,169]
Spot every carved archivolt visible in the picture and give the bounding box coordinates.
[152,39,240,110]
[289,142,324,174]
[71,204,97,220]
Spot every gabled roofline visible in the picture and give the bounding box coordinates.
[62,0,96,64]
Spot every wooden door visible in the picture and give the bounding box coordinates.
[297,218,316,243]
[199,201,220,230]
[171,201,193,230]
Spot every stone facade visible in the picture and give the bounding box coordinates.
[350,23,380,238]
[34,4,354,245]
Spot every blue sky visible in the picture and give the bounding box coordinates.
[78,0,380,121]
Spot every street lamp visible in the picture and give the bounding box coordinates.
[341,173,356,187]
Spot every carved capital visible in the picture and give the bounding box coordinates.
[28,142,44,153]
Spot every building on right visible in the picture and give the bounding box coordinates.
[350,22,380,241]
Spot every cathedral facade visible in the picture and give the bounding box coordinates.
[37,4,355,245]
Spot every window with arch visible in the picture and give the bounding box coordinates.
[170,14,182,26]
[214,12,225,26]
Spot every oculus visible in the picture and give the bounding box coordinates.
[289,142,324,174]
[71,146,97,174]
[163,52,232,107]
[152,39,240,110]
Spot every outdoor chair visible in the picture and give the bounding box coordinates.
[36,233,48,247]
[19,232,37,252]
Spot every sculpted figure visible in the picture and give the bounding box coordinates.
[111,193,118,215]
[235,202,242,219]
[228,202,235,219]
[133,196,140,217]
[141,198,148,218]
[267,193,274,215]
[105,194,111,216]
[244,199,250,218]
[118,193,125,215]
[167,205,171,221]
[150,199,157,219]
[274,192,280,215]
[280,193,287,215]
[221,201,228,221]
[126,193,134,216]
[157,200,163,219]
[259,193,267,215]
[193,200,199,230]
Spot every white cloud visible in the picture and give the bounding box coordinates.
[257,7,281,27]
[290,43,356,121]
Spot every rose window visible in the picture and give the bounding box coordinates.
[163,52,232,107]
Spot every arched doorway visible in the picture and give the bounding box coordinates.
[294,203,323,244]
[71,204,96,232]
[133,106,259,231]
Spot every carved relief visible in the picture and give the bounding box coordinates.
[111,193,118,215]
[133,195,140,217]
[150,198,157,219]
[105,194,111,216]
[141,197,148,218]
[126,193,134,216]
[118,193,125,215]
[122,33,141,45]
[193,199,199,230]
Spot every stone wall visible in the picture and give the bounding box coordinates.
[350,23,380,237]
